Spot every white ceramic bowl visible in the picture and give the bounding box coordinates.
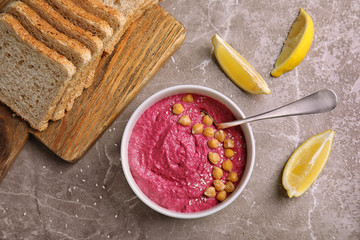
[121,85,255,219]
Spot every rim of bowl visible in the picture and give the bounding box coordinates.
[121,85,255,219]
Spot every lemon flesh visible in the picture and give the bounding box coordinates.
[282,129,335,198]
[271,8,314,77]
[212,34,271,95]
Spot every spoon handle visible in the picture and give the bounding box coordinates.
[216,89,337,129]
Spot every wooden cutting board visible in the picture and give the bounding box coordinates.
[0,4,186,182]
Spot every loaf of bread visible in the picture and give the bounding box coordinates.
[0,13,75,131]
[0,0,160,131]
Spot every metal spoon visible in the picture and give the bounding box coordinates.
[206,89,337,129]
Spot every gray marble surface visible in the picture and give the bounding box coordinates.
[1,0,359,239]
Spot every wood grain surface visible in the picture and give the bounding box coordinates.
[0,0,11,10]
[30,5,186,162]
[0,104,28,182]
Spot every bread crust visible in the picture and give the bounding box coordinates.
[6,1,91,66]
[72,0,125,53]
[21,0,103,55]
[45,0,113,41]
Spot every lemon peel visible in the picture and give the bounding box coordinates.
[282,129,335,198]
[271,8,314,77]
[212,34,271,95]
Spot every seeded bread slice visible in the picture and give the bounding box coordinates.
[44,0,113,44]
[0,13,75,131]
[71,0,125,53]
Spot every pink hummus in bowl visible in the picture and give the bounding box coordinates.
[121,85,255,219]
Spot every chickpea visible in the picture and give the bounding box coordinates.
[204,186,216,198]
[172,103,184,115]
[216,191,227,201]
[182,94,193,103]
[224,139,234,149]
[177,115,191,126]
[202,115,213,126]
[208,152,220,164]
[213,179,226,191]
[222,159,233,172]
[191,123,203,134]
[224,149,234,158]
[212,167,223,180]
[214,130,226,142]
[227,172,239,183]
[203,127,214,138]
[225,181,235,193]
[207,139,219,149]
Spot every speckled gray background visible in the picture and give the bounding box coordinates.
[1,0,359,239]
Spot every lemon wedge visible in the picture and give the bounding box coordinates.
[282,129,335,198]
[271,8,314,77]
[212,34,271,95]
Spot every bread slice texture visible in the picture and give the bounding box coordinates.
[5,1,91,67]
[5,1,94,120]
[19,0,104,119]
[71,0,125,53]
[21,0,103,56]
[0,13,75,131]
[44,0,113,44]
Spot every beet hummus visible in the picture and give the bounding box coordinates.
[128,93,246,213]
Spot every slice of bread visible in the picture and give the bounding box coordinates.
[44,0,113,44]
[19,0,105,119]
[71,0,125,53]
[5,1,91,67]
[21,0,103,56]
[5,1,95,120]
[0,13,75,131]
